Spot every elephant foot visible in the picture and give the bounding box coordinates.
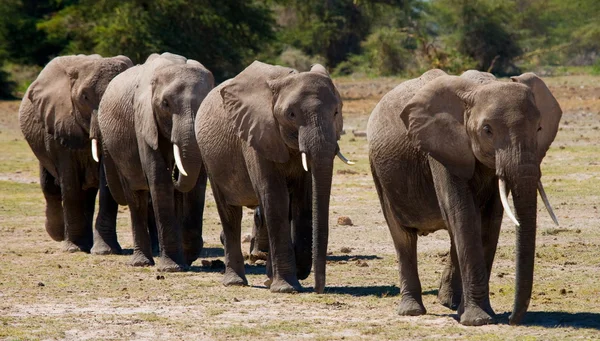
[270,276,302,293]
[130,251,154,267]
[437,286,461,310]
[397,296,426,316]
[91,239,122,255]
[459,305,495,326]
[157,256,187,272]
[61,240,89,253]
[222,269,248,287]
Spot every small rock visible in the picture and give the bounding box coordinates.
[497,272,505,278]
[37,282,45,287]
[242,234,252,243]
[156,275,165,280]
[337,216,353,226]
[233,297,240,302]
[254,259,267,266]
[201,260,211,267]
[356,260,369,267]
[210,259,225,269]
[57,264,62,269]
[560,288,567,295]
[352,130,367,137]
[340,247,352,254]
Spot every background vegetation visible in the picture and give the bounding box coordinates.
[1,0,599,96]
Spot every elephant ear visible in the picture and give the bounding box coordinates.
[27,57,87,148]
[510,73,562,160]
[400,75,476,179]
[220,61,296,163]
[135,78,159,150]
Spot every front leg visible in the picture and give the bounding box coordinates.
[290,174,312,280]
[92,158,122,255]
[430,159,493,326]
[177,170,207,266]
[146,162,186,272]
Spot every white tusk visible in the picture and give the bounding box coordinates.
[301,152,308,172]
[538,180,559,226]
[499,178,520,227]
[91,139,99,162]
[173,144,188,177]
[336,150,355,165]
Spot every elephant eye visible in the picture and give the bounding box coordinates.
[537,126,542,132]
[334,110,339,117]
[288,111,295,119]
[483,124,493,136]
[162,99,169,108]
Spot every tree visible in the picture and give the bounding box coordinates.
[38,0,275,81]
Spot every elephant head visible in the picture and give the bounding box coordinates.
[220,61,346,293]
[28,54,132,149]
[136,54,214,192]
[400,71,562,324]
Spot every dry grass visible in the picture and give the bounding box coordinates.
[1,75,599,340]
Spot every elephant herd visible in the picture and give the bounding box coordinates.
[18,52,562,326]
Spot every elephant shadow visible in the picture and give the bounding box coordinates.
[326,254,383,262]
[493,311,600,329]
[320,285,400,297]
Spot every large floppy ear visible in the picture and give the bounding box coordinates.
[510,73,562,160]
[400,75,476,179]
[220,61,296,163]
[27,57,87,148]
[135,77,159,150]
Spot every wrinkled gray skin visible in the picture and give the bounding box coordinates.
[98,53,214,271]
[368,69,561,325]
[196,61,343,293]
[19,54,132,253]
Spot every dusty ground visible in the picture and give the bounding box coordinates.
[1,74,600,340]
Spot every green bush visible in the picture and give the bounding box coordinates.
[278,47,324,71]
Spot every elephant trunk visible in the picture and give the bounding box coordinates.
[506,163,539,325]
[172,111,202,193]
[301,123,336,294]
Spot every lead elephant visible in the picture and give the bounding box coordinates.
[368,69,561,325]
[19,54,132,253]
[196,61,352,293]
[98,52,214,271]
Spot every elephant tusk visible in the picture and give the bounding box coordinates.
[301,152,309,172]
[336,150,355,165]
[499,178,520,227]
[173,144,188,177]
[538,180,559,226]
[91,139,99,163]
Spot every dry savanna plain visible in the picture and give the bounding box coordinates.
[1,75,600,340]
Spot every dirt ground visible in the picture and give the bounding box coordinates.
[1,74,600,340]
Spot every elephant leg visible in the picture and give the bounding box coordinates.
[126,189,154,266]
[438,238,462,310]
[148,197,160,256]
[481,190,503,280]
[249,206,269,261]
[59,167,93,253]
[146,159,185,272]
[40,163,64,241]
[290,175,312,280]
[178,172,206,266]
[91,159,122,255]
[213,186,247,286]
[430,160,493,326]
[260,186,300,293]
[373,166,425,315]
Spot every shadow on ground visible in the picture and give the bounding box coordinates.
[494,311,600,329]
[323,285,399,297]
[326,254,383,262]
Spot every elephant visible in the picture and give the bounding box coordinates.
[98,52,214,272]
[196,61,352,293]
[19,54,133,253]
[367,69,561,325]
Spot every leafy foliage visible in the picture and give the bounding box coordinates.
[0,0,598,88]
